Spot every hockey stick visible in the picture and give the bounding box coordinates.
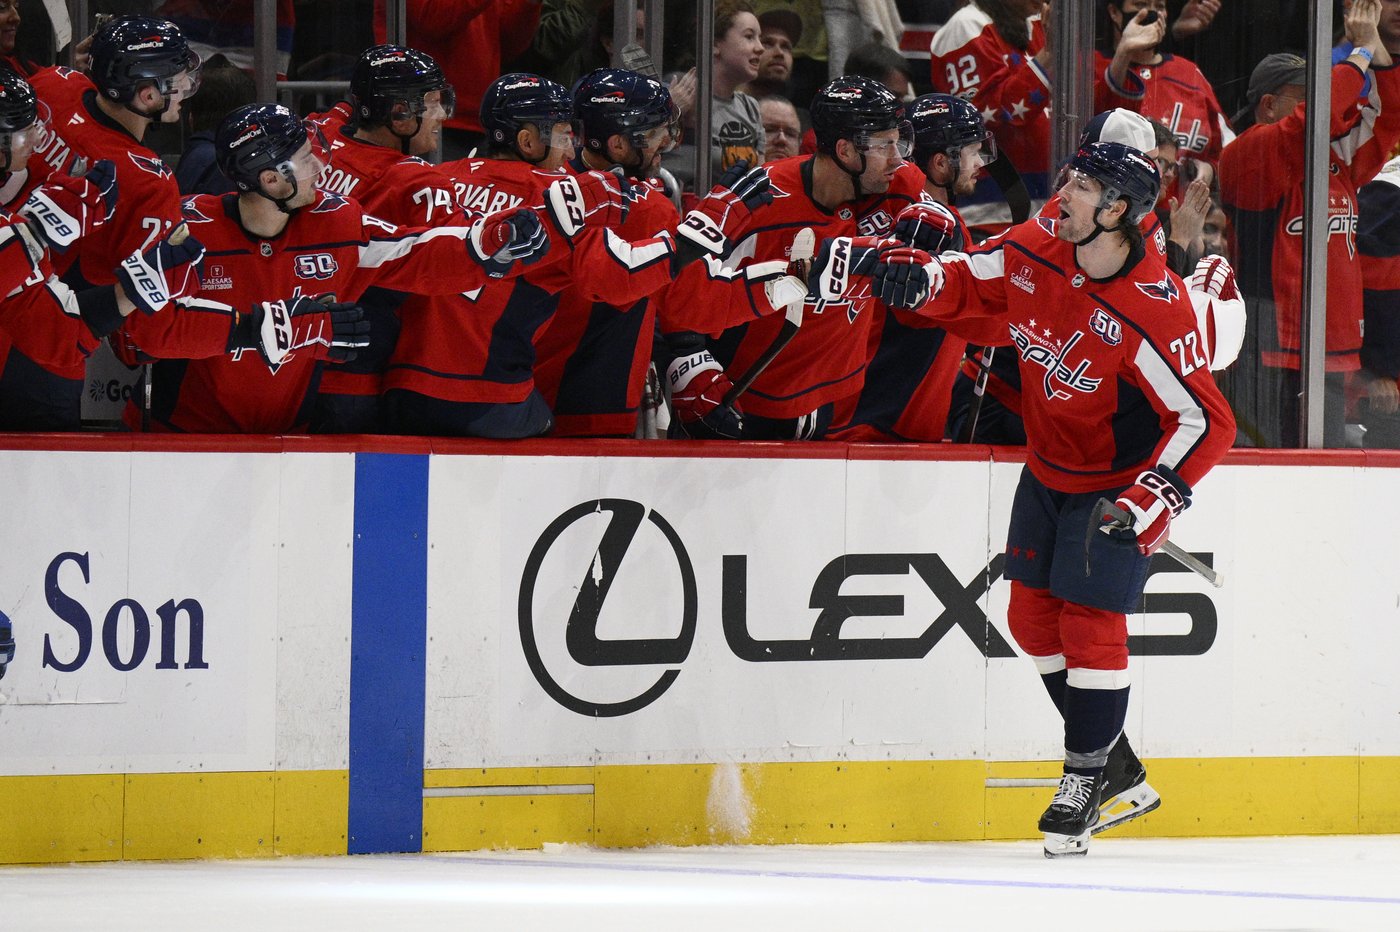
[985,149,1031,225]
[619,43,660,79]
[956,345,994,444]
[720,227,815,408]
[1094,498,1225,588]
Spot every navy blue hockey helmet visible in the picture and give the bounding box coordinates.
[810,75,907,155]
[571,68,678,154]
[350,44,455,128]
[1070,141,1161,225]
[89,15,201,105]
[481,72,576,153]
[909,93,995,171]
[215,103,310,193]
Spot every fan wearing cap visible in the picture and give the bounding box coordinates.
[1220,0,1400,448]
[844,139,1234,856]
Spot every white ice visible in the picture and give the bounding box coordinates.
[3,836,1399,931]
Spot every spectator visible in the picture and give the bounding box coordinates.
[928,0,1162,224]
[174,53,255,196]
[667,0,766,188]
[1356,155,1400,446]
[1201,195,1231,259]
[760,93,802,159]
[744,5,803,99]
[506,0,599,89]
[1099,0,1235,169]
[844,39,915,100]
[1147,116,1213,278]
[0,0,38,76]
[372,0,544,160]
[1220,0,1400,447]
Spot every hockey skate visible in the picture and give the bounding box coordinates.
[1092,736,1161,837]
[1039,772,1103,858]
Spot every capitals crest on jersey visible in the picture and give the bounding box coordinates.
[128,152,173,179]
[181,200,217,225]
[1009,323,1102,401]
[1136,274,1180,303]
[311,191,353,214]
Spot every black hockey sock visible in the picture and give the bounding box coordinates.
[1039,669,1068,718]
[1063,684,1129,776]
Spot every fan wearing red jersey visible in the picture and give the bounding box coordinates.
[660,76,928,440]
[302,43,462,432]
[113,103,550,434]
[829,142,1234,857]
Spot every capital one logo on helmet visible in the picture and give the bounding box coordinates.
[231,124,264,148]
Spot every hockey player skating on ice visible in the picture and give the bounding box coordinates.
[813,141,1234,856]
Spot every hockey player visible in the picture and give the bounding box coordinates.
[827,93,990,442]
[820,142,1235,856]
[306,43,460,431]
[18,14,198,422]
[661,75,928,440]
[394,70,785,438]
[114,103,551,434]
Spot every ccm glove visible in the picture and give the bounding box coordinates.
[676,160,773,257]
[20,159,119,252]
[544,170,630,238]
[891,201,962,254]
[870,245,939,309]
[667,349,743,439]
[232,295,371,373]
[115,224,206,316]
[469,207,551,278]
[1102,465,1192,556]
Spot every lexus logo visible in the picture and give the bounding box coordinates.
[518,499,697,717]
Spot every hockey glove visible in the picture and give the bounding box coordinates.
[808,235,884,301]
[667,349,744,440]
[0,612,13,681]
[115,223,206,316]
[891,201,962,254]
[239,295,371,373]
[1187,254,1246,370]
[676,160,772,257]
[870,245,940,309]
[20,159,119,253]
[469,207,551,279]
[1102,465,1192,556]
[543,170,630,239]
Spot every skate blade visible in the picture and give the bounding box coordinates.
[1043,830,1091,858]
[1091,781,1162,836]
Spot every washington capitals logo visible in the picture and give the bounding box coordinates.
[128,152,173,179]
[312,191,351,213]
[181,201,216,224]
[1036,217,1056,236]
[1136,275,1179,303]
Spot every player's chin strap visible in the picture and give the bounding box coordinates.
[256,163,302,215]
[1074,205,1117,247]
[837,146,870,199]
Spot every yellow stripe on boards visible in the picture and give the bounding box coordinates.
[123,772,276,860]
[0,774,123,865]
[274,770,349,856]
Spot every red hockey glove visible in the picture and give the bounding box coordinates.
[543,170,630,239]
[116,223,206,316]
[891,201,961,254]
[469,207,551,279]
[20,159,118,252]
[1187,254,1240,302]
[1102,465,1192,556]
[676,160,772,256]
[241,295,371,373]
[667,349,743,439]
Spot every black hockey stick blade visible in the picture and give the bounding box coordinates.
[720,228,814,408]
[986,149,1031,225]
[1094,498,1224,588]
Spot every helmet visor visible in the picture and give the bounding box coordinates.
[634,119,679,155]
[1057,168,1113,212]
[3,120,41,154]
[540,118,582,154]
[857,120,914,159]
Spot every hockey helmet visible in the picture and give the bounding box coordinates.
[0,68,39,174]
[89,15,201,105]
[215,103,312,193]
[810,75,911,156]
[1069,141,1161,225]
[350,44,455,128]
[909,93,996,172]
[481,72,578,154]
[571,68,678,154]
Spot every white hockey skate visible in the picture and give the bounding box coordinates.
[1039,772,1102,858]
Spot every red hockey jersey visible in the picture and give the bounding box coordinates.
[922,217,1235,493]
[1095,51,1233,166]
[118,190,518,432]
[670,155,930,421]
[1220,61,1400,371]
